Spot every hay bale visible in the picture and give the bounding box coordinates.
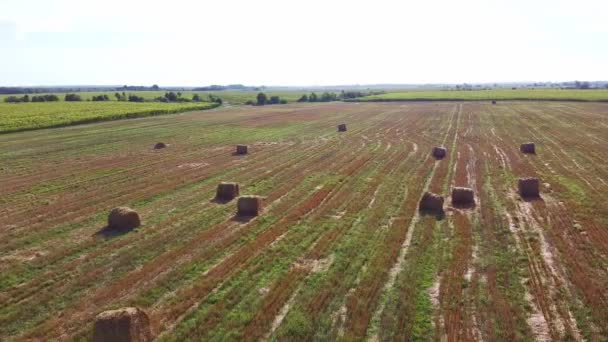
[337,124,347,132]
[491,100,497,104]
[519,177,540,198]
[419,192,444,213]
[93,307,152,342]
[237,196,262,216]
[520,142,535,154]
[451,187,475,206]
[432,146,447,159]
[236,144,248,155]
[153,142,167,150]
[108,207,140,231]
[216,182,240,201]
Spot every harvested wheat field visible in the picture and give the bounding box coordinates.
[1,101,607,341]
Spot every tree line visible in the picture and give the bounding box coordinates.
[152,92,222,104]
[246,93,288,106]
[4,94,60,103]
[298,90,384,102]
[4,92,223,104]
[246,90,383,106]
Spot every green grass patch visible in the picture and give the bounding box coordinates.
[0,101,219,133]
[349,89,608,102]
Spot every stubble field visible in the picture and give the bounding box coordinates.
[0,101,607,341]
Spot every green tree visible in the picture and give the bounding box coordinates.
[208,94,223,104]
[165,92,178,101]
[257,92,267,105]
[65,93,82,101]
[93,95,110,101]
[128,94,145,102]
[320,92,336,102]
[4,96,21,103]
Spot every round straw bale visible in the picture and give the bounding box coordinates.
[216,182,240,201]
[432,146,447,159]
[451,187,475,206]
[520,142,535,154]
[108,207,140,231]
[236,145,248,155]
[518,177,540,198]
[419,191,444,213]
[237,196,263,216]
[93,307,152,342]
[153,142,167,149]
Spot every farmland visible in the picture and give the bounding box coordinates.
[351,88,608,102]
[1,101,607,341]
[0,101,219,133]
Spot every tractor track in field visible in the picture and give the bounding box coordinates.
[435,105,481,341]
[486,103,603,340]
[360,104,461,340]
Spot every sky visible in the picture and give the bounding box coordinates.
[1,0,607,86]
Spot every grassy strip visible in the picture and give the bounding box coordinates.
[484,105,605,339]
[379,217,450,341]
[479,170,532,339]
[348,89,608,102]
[364,105,457,340]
